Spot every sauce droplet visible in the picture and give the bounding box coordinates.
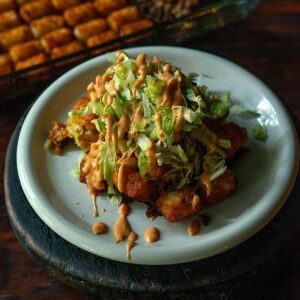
[126,231,138,260]
[113,203,132,243]
[187,220,201,236]
[144,226,160,243]
[92,222,108,235]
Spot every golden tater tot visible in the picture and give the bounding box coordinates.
[0,25,32,49]
[0,10,21,33]
[0,0,15,14]
[0,53,13,75]
[217,123,248,159]
[64,3,98,27]
[51,40,84,58]
[87,30,118,47]
[120,19,153,36]
[94,0,127,17]
[156,188,202,222]
[20,0,55,23]
[30,15,65,38]
[74,19,107,41]
[15,52,47,70]
[107,6,139,32]
[9,40,41,62]
[199,169,236,204]
[113,167,154,202]
[41,28,73,52]
[51,0,84,12]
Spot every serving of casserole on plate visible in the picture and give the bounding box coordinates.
[16,46,298,265]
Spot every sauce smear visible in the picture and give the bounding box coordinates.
[113,203,132,243]
[126,231,138,260]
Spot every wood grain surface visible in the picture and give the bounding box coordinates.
[1,0,300,299]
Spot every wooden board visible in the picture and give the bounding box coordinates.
[4,113,300,299]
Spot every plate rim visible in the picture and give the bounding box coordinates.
[16,46,300,265]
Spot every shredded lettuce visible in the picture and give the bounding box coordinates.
[230,104,260,119]
[209,91,232,118]
[70,152,85,179]
[144,75,165,104]
[99,141,117,194]
[137,134,151,151]
[138,151,150,178]
[252,124,268,141]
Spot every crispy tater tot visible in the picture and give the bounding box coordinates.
[51,40,84,58]
[51,0,83,12]
[64,3,98,27]
[41,28,73,52]
[15,52,47,70]
[217,122,248,159]
[16,0,41,5]
[45,120,70,154]
[107,6,139,32]
[66,113,99,152]
[113,167,154,202]
[0,25,32,49]
[199,169,237,204]
[0,0,15,13]
[0,10,21,32]
[20,0,55,23]
[120,19,153,36]
[86,30,118,47]
[0,53,13,75]
[74,18,107,41]
[156,188,202,222]
[9,40,41,62]
[72,96,90,110]
[30,15,65,38]
[94,0,127,17]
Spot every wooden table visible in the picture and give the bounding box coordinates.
[1,0,300,298]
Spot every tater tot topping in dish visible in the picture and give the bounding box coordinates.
[46,50,249,222]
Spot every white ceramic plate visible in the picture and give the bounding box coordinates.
[17,46,299,265]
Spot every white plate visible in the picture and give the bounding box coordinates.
[17,46,299,265]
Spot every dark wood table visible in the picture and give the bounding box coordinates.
[1,0,300,298]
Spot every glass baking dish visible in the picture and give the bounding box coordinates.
[0,0,261,102]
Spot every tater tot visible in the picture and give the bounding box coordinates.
[64,3,98,27]
[41,28,73,52]
[217,123,248,160]
[15,52,47,70]
[16,0,42,5]
[120,19,153,36]
[51,40,84,58]
[0,10,21,32]
[30,15,65,38]
[0,25,32,49]
[20,0,55,23]
[0,53,13,75]
[199,169,237,204]
[112,167,154,202]
[74,18,107,41]
[94,0,127,17]
[9,40,41,62]
[107,6,139,32]
[0,0,15,13]
[156,188,202,222]
[86,30,118,47]
[51,0,83,12]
